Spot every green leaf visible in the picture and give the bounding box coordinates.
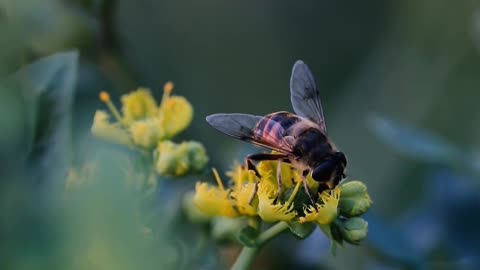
[287,221,316,239]
[13,51,79,182]
[237,225,259,247]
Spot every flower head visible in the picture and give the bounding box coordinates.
[121,88,158,123]
[193,169,238,217]
[257,181,296,222]
[154,141,208,177]
[91,110,132,146]
[300,188,341,225]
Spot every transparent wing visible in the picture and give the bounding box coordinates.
[290,60,327,133]
[206,113,294,154]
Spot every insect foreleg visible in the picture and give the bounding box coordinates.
[302,170,316,206]
[245,153,290,204]
[246,153,290,177]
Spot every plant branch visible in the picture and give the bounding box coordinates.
[230,221,289,270]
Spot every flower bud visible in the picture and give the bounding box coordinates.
[121,88,158,123]
[158,96,193,139]
[91,110,132,146]
[338,217,368,244]
[338,181,372,217]
[154,141,208,177]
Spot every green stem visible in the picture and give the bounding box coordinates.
[230,221,289,270]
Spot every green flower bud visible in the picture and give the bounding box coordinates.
[154,141,208,177]
[338,181,372,217]
[121,88,158,123]
[338,217,368,244]
[91,110,132,146]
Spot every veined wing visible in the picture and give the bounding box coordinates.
[290,60,327,133]
[206,113,294,154]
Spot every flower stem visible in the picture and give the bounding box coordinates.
[230,221,289,270]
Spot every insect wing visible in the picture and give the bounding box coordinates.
[290,60,327,133]
[206,113,294,154]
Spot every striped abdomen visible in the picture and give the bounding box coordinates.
[253,112,301,148]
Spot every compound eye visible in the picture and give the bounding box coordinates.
[312,160,336,182]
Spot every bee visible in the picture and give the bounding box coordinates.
[206,60,346,204]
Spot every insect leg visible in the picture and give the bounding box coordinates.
[302,170,316,206]
[246,153,290,204]
[274,159,283,202]
[248,181,259,205]
[246,153,290,177]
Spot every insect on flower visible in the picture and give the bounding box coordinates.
[206,60,347,205]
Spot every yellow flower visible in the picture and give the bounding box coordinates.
[129,119,164,149]
[300,188,341,225]
[154,141,208,177]
[226,163,256,191]
[257,182,296,222]
[91,110,132,146]
[257,160,295,189]
[121,88,158,123]
[231,182,258,216]
[194,169,238,217]
[158,94,193,139]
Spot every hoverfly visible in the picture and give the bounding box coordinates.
[206,60,346,205]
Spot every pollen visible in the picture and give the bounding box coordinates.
[99,91,110,103]
[164,81,174,95]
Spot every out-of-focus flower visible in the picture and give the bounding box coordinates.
[129,119,163,149]
[121,88,157,124]
[158,86,193,138]
[154,141,208,177]
[91,110,132,147]
[91,82,209,178]
[92,82,199,149]
[193,169,238,217]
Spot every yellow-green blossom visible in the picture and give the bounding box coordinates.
[129,119,163,149]
[231,182,258,216]
[158,94,193,139]
[91,110,132,146]
[193,169,238,217]
[155,141,208,177]
[121,88,158,123]
[300,188,341,225]
[257,181,296,222]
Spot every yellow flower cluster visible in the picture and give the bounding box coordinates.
[193,160,342,225]
[91,82,208,177]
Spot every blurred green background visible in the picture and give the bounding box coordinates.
[1,0,480,269]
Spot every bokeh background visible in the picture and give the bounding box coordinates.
[1,0,480,269]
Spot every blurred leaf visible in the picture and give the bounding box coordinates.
[368,115,461,164]
[237,225,259,247]
[14,51,78,182]
[287,221,316,239]
[365,213,424,268]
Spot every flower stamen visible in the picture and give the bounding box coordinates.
[212,168,225,191]
[99,91,124,125]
